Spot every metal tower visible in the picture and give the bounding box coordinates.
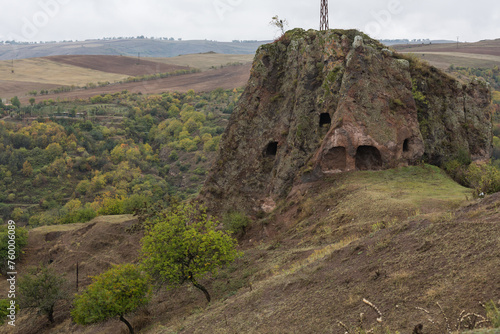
[320,0,329,31]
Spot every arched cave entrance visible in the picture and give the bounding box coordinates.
[322,147,346,171]
[319,113,332,127]
[355,146,382,170]
[265,141,278,156]
[403,139,410,152]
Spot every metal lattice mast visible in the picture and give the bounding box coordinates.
[320,0,329,31]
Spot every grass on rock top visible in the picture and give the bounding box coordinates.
[285,165,471,245]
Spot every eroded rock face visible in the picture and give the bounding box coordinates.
[200,29,492,214]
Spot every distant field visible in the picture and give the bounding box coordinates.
[393,38,500,69]
[17,63,252,103]
[155,53,254,70]
[0,54,254,101]
[0,57,127,86]
[398,51,500,70]
[393,38,500,55]
[46,55,190,76]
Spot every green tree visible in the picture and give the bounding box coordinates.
[0,224,28,274]
[10,96,20,108]
[18,265,66,323]
[45,142,63,161]
[29,97,36,106]
[141,203,241,302]
[71,264,150,334]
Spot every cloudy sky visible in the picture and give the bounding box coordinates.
[1,0,499,43]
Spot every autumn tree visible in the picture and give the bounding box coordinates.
[141,203,241,302]
[71,264,150,334]
[22,160,33,177]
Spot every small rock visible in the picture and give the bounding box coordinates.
[352,35,364,48]
[382,48,393,57]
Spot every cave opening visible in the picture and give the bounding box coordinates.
[265,141,278,156]
[355,146,382,170]
[319,113,332,127]
[403,139,410,152]
[322,147,346,171]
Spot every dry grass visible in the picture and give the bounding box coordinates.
[287,165,471,245]
[154,54,254,71]
[0,58,126,86]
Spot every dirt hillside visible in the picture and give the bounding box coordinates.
[2,166,499,334]
[0,215,143,334]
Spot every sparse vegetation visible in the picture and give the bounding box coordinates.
[222,211,250,236]
[485,300,500,328]
[270,15,289,37]
[0,299,13,325]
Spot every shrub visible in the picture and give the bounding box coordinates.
[18,265,66,323]
[0,299,16,325]
[122,194,150,214]
[97,196,125,215]
[222,211,250,236]
[485,300,500,328]
[0,224,28,274]
[444,160,500,196]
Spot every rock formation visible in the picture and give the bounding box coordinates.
[200,29,492,215]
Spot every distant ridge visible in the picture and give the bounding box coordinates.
[0,38,270,60]
[379,39,455,46]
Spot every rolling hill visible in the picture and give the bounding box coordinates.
[0,38,268,61]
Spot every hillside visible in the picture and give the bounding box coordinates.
[3,166,499,334]
[0,38,267,61]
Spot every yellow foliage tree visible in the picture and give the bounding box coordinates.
[22,161,33,177]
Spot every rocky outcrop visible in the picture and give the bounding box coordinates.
[200,29,492,215]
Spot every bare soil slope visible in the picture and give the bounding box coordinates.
[0,215,143,334]
[45,55,190,76]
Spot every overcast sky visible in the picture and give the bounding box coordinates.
[1,0,499,43]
